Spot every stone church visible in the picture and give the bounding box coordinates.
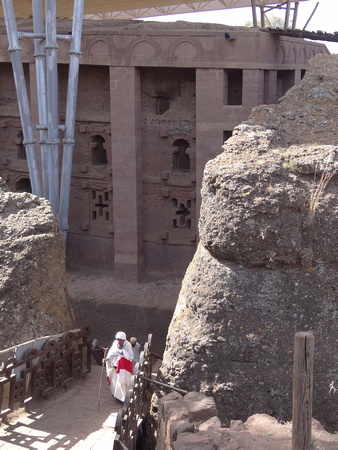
[0,19,328,279]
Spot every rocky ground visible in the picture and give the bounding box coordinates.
[3,406,337,449]
[235,414,337,450]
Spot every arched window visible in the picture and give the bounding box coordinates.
[15,177,31,193]
[172,139,190,172]
[91,135,108,165]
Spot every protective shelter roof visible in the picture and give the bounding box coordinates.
[0,0,309,20]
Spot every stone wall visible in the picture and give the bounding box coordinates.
[155,391,222,449]
[0,19,328,278]
[154,391,336,449]
[0,180,76,349]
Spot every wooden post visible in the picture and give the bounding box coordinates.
[292,332,314,450]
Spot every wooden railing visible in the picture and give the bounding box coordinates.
[0,325,92,423]
[114,334,153,449]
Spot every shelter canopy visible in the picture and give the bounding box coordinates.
[0,0,309,20]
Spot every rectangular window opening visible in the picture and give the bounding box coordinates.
[277,70,295,99]
[156,96,170,115]
[225,69,243,105]
[223,130,233,142]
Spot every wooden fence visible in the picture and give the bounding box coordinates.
[1,328,315,448]
[0,325,92,423]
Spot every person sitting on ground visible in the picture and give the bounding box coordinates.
[104,331,134,402]
[130,337,141,374]
[91,338,105,366]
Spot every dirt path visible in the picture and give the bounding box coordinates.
[67,269,181,355]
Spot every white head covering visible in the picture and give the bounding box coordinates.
[115,331,126,340]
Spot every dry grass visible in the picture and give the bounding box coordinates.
[308,165,335,224]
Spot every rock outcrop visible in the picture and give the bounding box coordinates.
[0,181,76,349]
[155,391,337,450]
[159,54,338,431]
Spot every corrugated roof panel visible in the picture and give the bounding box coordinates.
[0,0,309,20]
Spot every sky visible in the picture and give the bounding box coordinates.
[142,0,338,54]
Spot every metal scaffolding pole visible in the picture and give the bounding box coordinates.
[260,6,265,28]
[59,0,84,245]
[292,1,299,30]
[32,0,48,197]
[251,0,258,27]
[3,0,84,248]
[45,0,59,215]
[284,0,292,29]
[2,0,42,197]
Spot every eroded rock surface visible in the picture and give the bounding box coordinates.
[154,391,337,450]
[0,183,76,349]
[246,54,338,146]
[159,54,338,431]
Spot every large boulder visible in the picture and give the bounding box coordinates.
[159,54,338,431]
[0,182,76,349]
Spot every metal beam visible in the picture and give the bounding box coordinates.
[292,0,299,29]
[284,0,291,29]
[59,0,85,245]
[45,0,59,214]
[2,0,42,197]
[32,0,48,198]
[2,0,84,248]
[0,1,311,20]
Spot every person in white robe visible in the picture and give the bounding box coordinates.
[105,331,134,402]
[130,337,141,374]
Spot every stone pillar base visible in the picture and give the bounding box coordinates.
[113,262,145,282]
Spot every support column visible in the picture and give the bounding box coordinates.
[294,69,302,86]
[284,0,292,29]
[251,0,258,27]
[260,6,265,28]
[2,0,42,197]
[242,69,264,109]
[264,70,278,104]
[293,1,299,30]
[110,66,144,281]
[195,68,224,227]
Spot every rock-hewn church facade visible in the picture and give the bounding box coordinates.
[0,20,328,279]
